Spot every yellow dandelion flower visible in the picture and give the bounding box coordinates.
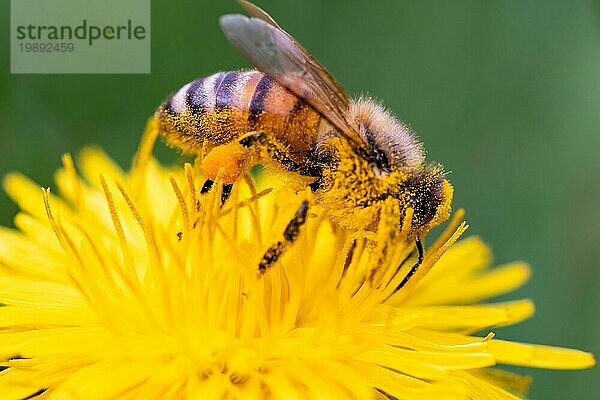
[0,120,594,400]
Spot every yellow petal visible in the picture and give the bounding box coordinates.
[48,358,158,400]
[0,305,96,329]
[399,300,535,332]
[77,147,124,188]
[0,328,110,360]
[406,262,531,306]
[3,173,48,220]
[0,369,45,400]
[358,362,469,400]
[422,236,492,280]
[489,339,596,369]
[0,276,81,307]
[453,370,524,400]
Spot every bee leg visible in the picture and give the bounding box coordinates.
[221,183,234,206]
[200,141,258,206]
[238,131,267,148]
[239,131,303,172]
[199,179,233,206]
[395,237,424,290]
[200,179,214,194]
[258,200,309,276]
[308,177,322,192]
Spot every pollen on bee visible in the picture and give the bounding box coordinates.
[426,179,454,231]
[201,142,255,183]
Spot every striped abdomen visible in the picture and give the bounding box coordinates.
[156,70,322,162]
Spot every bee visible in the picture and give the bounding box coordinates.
[155,0,453,283]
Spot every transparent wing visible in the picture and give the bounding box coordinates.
[220,0,366,147]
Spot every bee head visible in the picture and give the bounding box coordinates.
[404,166,453,234]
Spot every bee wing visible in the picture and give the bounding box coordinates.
[236,0,281,28]
[220,0,366,147]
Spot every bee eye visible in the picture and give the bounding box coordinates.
[361,126,391,173]
[369,148,390,172]
[405,171,446,229]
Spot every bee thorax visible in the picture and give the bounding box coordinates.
[349,98,425,171]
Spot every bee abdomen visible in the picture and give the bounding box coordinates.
[157,70,319,155]
[161,71,244,115]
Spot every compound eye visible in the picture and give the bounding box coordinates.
[369,147,390,173]
[405,169,448,232]
[359,126,391,174]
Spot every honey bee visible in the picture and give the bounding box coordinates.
[155,0,453,282]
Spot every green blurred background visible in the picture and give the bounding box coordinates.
[1,0,598,398]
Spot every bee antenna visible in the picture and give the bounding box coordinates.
[395,237,424,291]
